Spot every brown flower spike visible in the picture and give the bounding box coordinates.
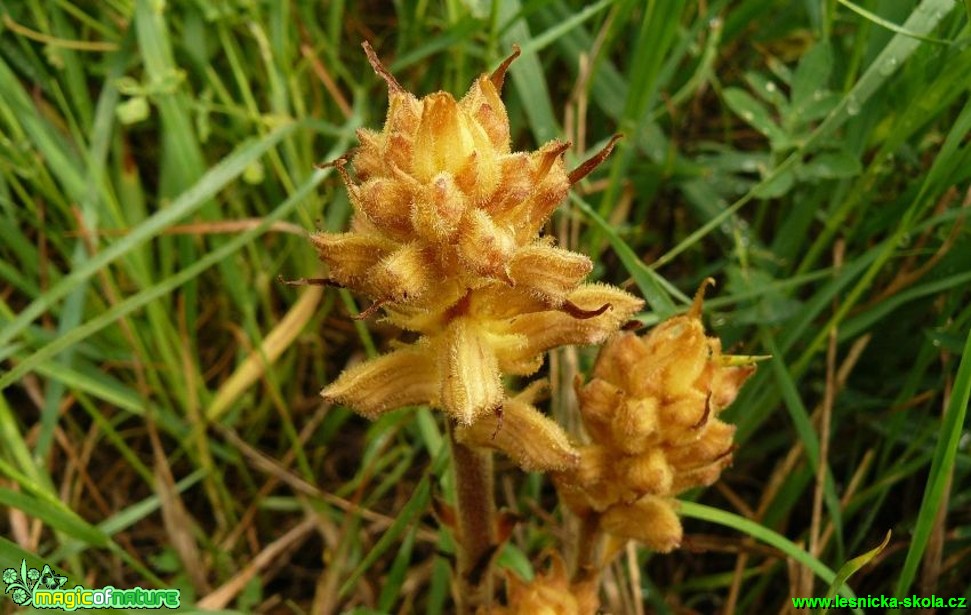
[315,43,641,429]
[556,281,756,552]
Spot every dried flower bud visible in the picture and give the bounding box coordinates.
[555,282,756,552]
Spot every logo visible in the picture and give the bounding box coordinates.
[3,560,180,610]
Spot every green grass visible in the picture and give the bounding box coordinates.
[1,1,970,612]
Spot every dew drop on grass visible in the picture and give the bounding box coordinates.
[846,96,861,116]
[879,57,898,76]
[812,90,825,101]
[765,82,777,93]
[742,111,755,121]
[741,159,759,172]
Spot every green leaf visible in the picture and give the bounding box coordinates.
[822,530,891,613]
[744,70,788,111]
[496,543,535,581]
[791,41,833,110]
[723,87,791,150]
[792,90,841,124]
[801,150,863,179]
[753,167,796,198]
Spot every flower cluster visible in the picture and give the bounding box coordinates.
[555,283,756,551]
[314,43,641,428]
[481,552,597,615]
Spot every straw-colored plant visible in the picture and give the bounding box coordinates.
[305,43,754,614]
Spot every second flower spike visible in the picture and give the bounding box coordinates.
[557,282,756,552]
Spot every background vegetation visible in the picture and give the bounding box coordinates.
[1,0,970,612]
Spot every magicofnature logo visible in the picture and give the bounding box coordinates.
[3,560,66,607]
[2,560,180,610]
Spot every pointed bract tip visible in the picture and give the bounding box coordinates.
[323,156,355,188]
[362,41,403,93]
[718,353,772,367]
[351,297,388,320]
[568,133,623,185]
[490,44,522,91]
[689,277,716,319]
[314,151,352,171]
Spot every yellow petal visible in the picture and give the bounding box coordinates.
[499,284,643,358]
[452,122,502,204]
[351,177,415,239]
[640,316,708,397]
[410,173,468,242]
[455,397,579,472]
[709,360,757,412]
[498,550,589,615]
[309,231,396,288]
[465,284,549,321]
[321,347,437,418]
[609,397,660,454]
[657,390,708,436]
[369,242,433,302]
[601,496,682,552]
[669,455,733,494]
[515,142,571,238]
[385,131,416,176]
[384,91,422,139]
[508,244,592,304]
[486,153,535,217]
[591,333,648,392]
[352,128,385,180]
[618,449,672,496]
[438,318,503,424]
[412,92,474,181]
[667,420,734,464]
[575,376,625,445]
[459,75,511,153]
[456,209,516,281]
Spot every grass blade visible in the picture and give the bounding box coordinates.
[894,327,971,597]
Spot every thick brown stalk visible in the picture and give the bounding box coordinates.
[573,511,603,582]
[448,423,497,614]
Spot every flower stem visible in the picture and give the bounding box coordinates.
[574,511,603,581]
[448,422,497,614]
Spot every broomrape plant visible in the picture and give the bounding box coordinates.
[304,43,755,614]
